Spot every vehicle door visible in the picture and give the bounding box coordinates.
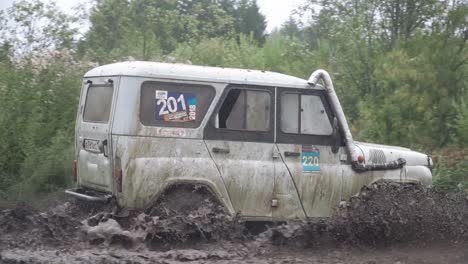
[75,77,118,193]
[204,85,276,218]
[275,87,344,218]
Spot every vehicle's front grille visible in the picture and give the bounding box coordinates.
[369,149,386,164]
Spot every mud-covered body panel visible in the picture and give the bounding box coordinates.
[355,142,432,185]
[112,135,236,215]
[277,144,344,218]
[355,141,430,167]
[75,76,120,193]
[205,140,305,220]
[339,142,432,201]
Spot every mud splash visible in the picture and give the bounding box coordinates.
[1,182,468,263]
[0,202,92,250]
[269,182,468,247]
[81,200,244,250]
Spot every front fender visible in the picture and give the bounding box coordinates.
[369,165,432,187]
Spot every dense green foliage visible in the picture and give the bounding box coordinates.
[78,0,266,62]
[0,0,466,197]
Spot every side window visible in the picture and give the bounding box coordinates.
[140,81,215,128]
[280,92,332,135]
[83,85,113,123]
[280,93,299,133]
[216,89,270,131]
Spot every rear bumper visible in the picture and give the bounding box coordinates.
[65,188,112,203]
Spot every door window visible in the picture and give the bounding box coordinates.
[204,86,274,143]
[280,93,299,133]
[83,85,113,123]
[280,92,332,136]
[216,89,270,131]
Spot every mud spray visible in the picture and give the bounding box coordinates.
[1,182,468,264]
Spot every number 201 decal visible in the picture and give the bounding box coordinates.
[157,94,187,116]
[302,145,320,172]
[155,91,197,122]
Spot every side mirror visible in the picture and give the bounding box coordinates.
[331,117,340,153]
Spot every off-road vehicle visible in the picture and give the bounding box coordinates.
[66,61,432,220]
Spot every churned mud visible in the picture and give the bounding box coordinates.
[1,182,468,264]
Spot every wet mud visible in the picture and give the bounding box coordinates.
[1,182,468,263]
[270,182,468,247]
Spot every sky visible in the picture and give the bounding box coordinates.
[0,0,306,32]
[257,0,306,31]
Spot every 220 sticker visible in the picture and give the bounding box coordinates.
[302,145,320,172]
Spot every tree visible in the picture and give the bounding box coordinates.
[232,0,266,44]
[378,0,444,48]
[299,0,467,149]
[80,0,238,62]
[280,16,303,40]
[0,1,86,194]
[78,0,133,62]
[1,0,79,56]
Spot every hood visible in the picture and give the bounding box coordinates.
[354,141,431,167]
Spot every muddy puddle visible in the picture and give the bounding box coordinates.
[1,182,468,264]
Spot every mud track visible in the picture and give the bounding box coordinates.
[1,182,468,263]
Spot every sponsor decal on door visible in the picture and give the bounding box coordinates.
[302,145,320,172]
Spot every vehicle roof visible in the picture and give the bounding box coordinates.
[84,61,313,89]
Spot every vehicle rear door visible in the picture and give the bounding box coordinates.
[75,77,118,193]
[275,87,344,217]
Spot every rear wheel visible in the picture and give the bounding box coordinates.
[147,184,226,218]
[144,184,241,249]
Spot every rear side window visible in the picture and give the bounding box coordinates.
[140,81,215,128]
[83,85,113,123]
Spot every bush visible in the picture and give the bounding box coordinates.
[0,49,86,196]
[19,131,74,193]
[433,153,468,192]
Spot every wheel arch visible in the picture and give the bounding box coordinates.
[374,165,432,187]
[145,178,236,216]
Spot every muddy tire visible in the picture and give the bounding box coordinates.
[142,185,242,249]
[146,184,225,218]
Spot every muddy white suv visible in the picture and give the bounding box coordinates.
[66,61,432,221]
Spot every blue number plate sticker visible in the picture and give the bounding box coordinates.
[155,91,196,122]
[302,145,320,172]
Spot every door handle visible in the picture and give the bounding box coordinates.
[272,149,280,159]
[212,147,230,154]
[101,139,108,157]
[284,151,300,157]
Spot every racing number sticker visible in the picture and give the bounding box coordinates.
[155,91,196,122]
[302,145,320,172]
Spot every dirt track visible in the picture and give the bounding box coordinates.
[1,183,468,264]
